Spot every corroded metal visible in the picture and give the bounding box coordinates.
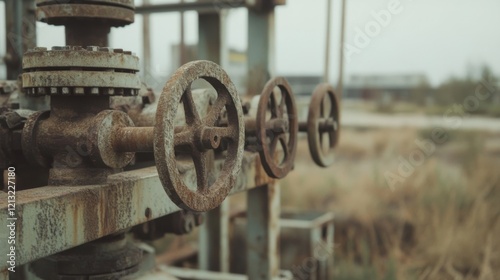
[256,77,298,179]
[154,60,245,212]
[36,3,134,27]
[304,83,340,167]
[22,47,140,96]
[36,0,135,10]
[0,153,274,273]
[23,46,139,71]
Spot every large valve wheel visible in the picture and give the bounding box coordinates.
[307,83,340,167]
[154,61,245,212]
[256,77,298,179]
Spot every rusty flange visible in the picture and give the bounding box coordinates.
[89,110,135,169]
[36,1,135,27]
[256,77,298,179]
[154,60,244,212]
[23,46,138,71]
[22,46,141,96]
[307,83,340,167]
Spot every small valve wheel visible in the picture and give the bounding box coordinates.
[307,83,340,167]
[256,77,298,179]
[154,60,245,212]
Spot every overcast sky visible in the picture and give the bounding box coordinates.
[1,0,499,86]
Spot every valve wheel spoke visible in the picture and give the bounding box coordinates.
[192,149,209,191]
[204,94,228,126]
[182,88,201,126]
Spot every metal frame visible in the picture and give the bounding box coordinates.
[1,1,289,279]
[0,153,274,274]
[280,212,335,280]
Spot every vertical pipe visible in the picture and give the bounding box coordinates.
[143,0,151,74]
[324,0,332,83]
[180,0,186,65]
[197,9,230,273]
[197,12,221,63]
[337,0,347,97]
[5,0,24,79]
[246,8,275,97]
[199,200,230,272]
[326,221,335,279]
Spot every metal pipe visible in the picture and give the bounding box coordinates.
[324,0,332,83]
[114,127,155,152]
[142,0,151,73]
[337,0,347,96]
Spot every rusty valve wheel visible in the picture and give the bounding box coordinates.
[252,77,299,179]
[112,61,245,212]
[298,83,340,167]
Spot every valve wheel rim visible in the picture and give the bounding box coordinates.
[307,83,340,168]
[256,77,298,179]
[154,60,244,212]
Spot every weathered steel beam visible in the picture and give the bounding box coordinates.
[135,0,246,14]
[0,152,274,273]
[246,183,281,280]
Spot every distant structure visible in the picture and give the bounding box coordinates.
[282,75,323,95]
[171,44,322,96]
[344,74,429,101]
[171,44,247,94]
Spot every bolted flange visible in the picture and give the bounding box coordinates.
[22,46,141,96]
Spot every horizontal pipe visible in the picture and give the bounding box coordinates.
[114,127,155,152]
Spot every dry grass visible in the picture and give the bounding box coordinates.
[282,127,500,279]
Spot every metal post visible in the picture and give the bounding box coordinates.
[337,0,347,96]
[197,12,222,63]
[324,0,332,83]
[246,183,280,280]
[142,0,151,74]
[246,8,275,96]
[326,221,335,279]
[199,199,230,272]
[4,0,26,79]
[310,227,322,280]
[197,9,230,273]
[180,0,186,65]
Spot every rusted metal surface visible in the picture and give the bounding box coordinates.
[0,153,273,273]
[90,110,136,169]
[256,77,298,179]
[36,3,135,27]
[36,0,135,10]
[304,83,340,168]
[23,46,139,70]
[154,60,245,212]
[22,47,140,96]
[23,71,141,93]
